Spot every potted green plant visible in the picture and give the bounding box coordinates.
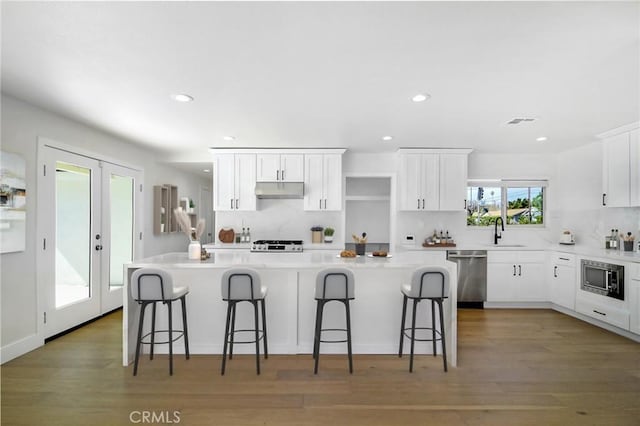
[323,227,335,243]
[189,199,195,214]
[310,226,324,244]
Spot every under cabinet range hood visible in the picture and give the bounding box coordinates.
[255,182,304,199]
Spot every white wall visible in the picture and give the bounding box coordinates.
[0,94,209,360]
[554,140,640,248]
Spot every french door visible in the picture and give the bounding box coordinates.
[38,144,142,338]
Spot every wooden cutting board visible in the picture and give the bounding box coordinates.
[218,228,235,243]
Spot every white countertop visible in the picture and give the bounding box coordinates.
[400,243,640,263]
[128,250,451,269]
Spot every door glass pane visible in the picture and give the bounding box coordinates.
[109,174,134,289]
[55,162,91,308]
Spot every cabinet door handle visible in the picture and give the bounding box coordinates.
[518,265,522,276]
[282,169,285,181]
[319,199,322,209]
[602,193,606,206]
[593,309,606,316]
[513,265,516,276]
[277,170,280,181]
[235,199,239,209]
[559,257,570,261]
[230,199,234,209]
[422,199,425,209]
[324,199,327,209]
[553,266,558,278]
[464,199,467,209]
[417,199,420,209]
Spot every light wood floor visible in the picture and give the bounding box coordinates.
[2,309,639,425]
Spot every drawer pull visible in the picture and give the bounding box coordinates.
[593,310,606,316]
[559,257,570,261]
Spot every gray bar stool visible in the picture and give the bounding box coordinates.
[313,267,355,374]
[398,266,449,372]
[131,267,190,376]
[220,268,268,375]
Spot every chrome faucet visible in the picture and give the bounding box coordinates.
[494,217,504,245]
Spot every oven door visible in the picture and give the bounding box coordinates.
[582,264,609,293]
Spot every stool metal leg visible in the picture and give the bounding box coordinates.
[133,301,149,376]
[345,300,353,374]
[229,302,236,360]
[180,295,190,360]
[221,301,233,375]
[168,301,173,376]
[398,295,407,357]
[409,299,418,372]
[437,299,448,372]
[312,300,322,360]
[261,299,268,359]
[431,299,437,357]
[253,300,261,375]
[313,300,325,374]
[150,302,157,360]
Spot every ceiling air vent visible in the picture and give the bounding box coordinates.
[507,117,537,125]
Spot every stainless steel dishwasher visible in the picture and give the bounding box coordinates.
[446,250,487,308]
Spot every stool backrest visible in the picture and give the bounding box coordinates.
[131,268,174,301]
[315,268,355,300]
[407,266,450,298]
[221,268,262,300]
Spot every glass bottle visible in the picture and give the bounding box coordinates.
[241,227,246,243]
[246,227,251,243]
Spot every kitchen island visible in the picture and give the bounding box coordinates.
[122,251,458,367]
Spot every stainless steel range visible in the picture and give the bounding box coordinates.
[251,240,304,252]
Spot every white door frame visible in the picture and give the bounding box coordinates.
[36,137,144,340]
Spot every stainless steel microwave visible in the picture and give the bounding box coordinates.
[581,259,624,300]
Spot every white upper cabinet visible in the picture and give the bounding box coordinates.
[213,153,256,211]
[304,153,343,211]
[601,125,640,207]
[398,149,471,211]
[256,154,304,182]
[439,153,469,211]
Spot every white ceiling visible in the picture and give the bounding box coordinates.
[2,2,639,166]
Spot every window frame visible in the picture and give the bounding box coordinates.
[466,180,547,228]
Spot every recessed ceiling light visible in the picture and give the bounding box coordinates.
[173,94,193,103]
[223,136,235,141]
[411,93,430,103]
[536,136,548,142]
[203,169,211,173]
[382,136,393,141]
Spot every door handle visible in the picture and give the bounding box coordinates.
[319,199,322,209]
[602,193,606,206]
[553,266,558,278]
[464,199,467,209]
[518,265,522,276]
[513,265,516,276]
[235,199,239,209]
[277,170,280,181]
[230,199,233,209]
[417,199,420,209]
[422,199,425,209]
[324,199,327,209]
[282,170,285,181]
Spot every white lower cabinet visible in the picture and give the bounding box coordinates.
[630,264,640,335]
[549,253,577,310]
[487,251,547,302]
[575,295,630,330]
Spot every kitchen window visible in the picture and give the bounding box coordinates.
[467,180,546,227]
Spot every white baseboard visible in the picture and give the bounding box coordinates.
[1,333,44,364]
